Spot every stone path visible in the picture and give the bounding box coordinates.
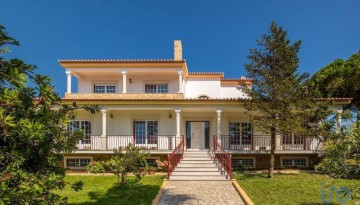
[158,181,245,205]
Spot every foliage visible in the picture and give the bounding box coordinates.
[242,21,328,178]
[155,160,169,172]
[106,144,148,185]
[87,161,106,174]
[235,173,360,204]
[308,51,360,113]
[0,25,100,204]
[317,115,360,179]
[54,175,164,205]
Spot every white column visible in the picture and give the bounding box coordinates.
[178,71,183,93]
[175,109,181,137]
[336,110,342,133]
[122,71,127,93]
[216,109,222,137]
[66,70,72,93]
[101,109,107,137]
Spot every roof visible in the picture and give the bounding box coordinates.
[58,59,186,63]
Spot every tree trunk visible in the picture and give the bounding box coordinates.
[268,127,276,178]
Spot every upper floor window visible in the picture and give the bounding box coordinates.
[94,84,116,93]
[145,84,168,93]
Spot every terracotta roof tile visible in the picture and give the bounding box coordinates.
[188,72,224,75]
[58,59,186,63]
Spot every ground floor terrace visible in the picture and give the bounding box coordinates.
[63,102,342,170]
[70,106,331,153]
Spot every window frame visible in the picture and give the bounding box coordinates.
[69,120,92,144]
[93,83,117,93]
[281,157,307,168]
[64,156,93,169]
[229,122,252,145]
[133,120,159,145]
[145,84,169,93]
[232,158,255,168]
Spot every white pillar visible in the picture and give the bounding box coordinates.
[101,109,107,137]
[66,70,72,93]
[178,71,183,93]
[336,110,342,133]
[175,109,181,137]
[122,71,127,93]
[216,109,222,137]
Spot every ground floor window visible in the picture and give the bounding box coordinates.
[282,159,306,167]
[134,120,158,144]
[69,120,91,144]
[232,159,254,169]
[66,159,91,167]
[229,122,252,145]
[146,159,157,167]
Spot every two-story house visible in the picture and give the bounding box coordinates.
[60,40,350,172]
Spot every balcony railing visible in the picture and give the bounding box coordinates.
[76,135,178,151]
[217,135,322,151]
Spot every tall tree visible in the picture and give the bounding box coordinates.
[308,51,360,116]
[0,25,99,204]
[243,21,325,178]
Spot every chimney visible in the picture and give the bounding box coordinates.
[174,40,182,60]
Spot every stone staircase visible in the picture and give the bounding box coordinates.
[168,150,230,181]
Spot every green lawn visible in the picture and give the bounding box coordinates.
[54,175,164,205]
[235,172,360,205]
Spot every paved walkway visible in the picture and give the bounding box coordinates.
[158,181,245,205]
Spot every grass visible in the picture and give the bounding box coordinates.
[235,172,360,205]
[54,175,164,205]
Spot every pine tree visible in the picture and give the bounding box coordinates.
[243,21,326,178]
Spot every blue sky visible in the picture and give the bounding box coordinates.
[1,0,359,96]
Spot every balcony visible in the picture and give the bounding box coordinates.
[75,135,178,151]
[64,93,184,100]
[217,135,322,152]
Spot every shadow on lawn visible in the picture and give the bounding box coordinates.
[68,180,161,205]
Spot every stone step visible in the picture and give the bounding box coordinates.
[174,167,223,172]
[180,160,216,164]
[169,175,229,181]
[182,157,212,160]
[183,153,210,157]
[177,163,219,168]
[172,171,224,176]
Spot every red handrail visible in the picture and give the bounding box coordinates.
[213,135,232,179]
[167,135,185,179]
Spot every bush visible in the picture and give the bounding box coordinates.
[155,160,169,172]
[87,161,106,174]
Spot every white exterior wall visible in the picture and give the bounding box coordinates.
[221,86,249,99]
[77,75,179,94]
[184,78,221,98]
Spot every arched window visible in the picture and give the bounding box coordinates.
[198,95,210,99]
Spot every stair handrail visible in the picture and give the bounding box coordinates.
[167,135,185,179]
[213,135,232,179]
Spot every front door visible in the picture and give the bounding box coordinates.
[190,122,205,149]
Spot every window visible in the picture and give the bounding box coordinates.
[232,159,254,168]
[198,95,209,99]
[66,159,91,167]
[146,159,157,167]
[134,120,158,144]
[145,84,168,93]
[94,84,116,93]
[69,121,91,144]
[282,134,304,145]
[282,159,306,167]
[229,122,252,145]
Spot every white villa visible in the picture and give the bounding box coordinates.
[60,40,350,174]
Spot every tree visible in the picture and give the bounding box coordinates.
[0,25,99,204]
[308,51,360,116]
[242,21,327,178]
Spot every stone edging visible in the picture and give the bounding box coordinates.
[232,180,254,205]
[151,180,168,205]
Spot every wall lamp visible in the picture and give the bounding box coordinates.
[129,79,132,84]
[169,113,172,119]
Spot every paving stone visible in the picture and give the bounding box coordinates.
[158,181,245,205]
